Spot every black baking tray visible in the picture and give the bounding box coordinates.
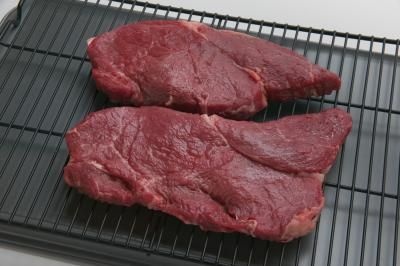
[0,0,399,265]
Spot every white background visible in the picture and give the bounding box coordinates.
[145,0,400,40]
[0,0,398,265]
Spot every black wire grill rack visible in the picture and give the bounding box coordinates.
[0,0,399,265]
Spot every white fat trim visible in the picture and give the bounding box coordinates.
[87,37,95,45]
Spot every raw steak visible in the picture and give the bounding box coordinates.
[87,20,340,119]
[64,107,352,242]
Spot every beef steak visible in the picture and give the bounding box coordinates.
[64,107,352,242]
[87,21,340,119]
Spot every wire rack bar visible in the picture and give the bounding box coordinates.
[0,42,88,61]
[359,39,379,266]
[0,122,63,137]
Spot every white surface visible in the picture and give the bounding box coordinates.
[149,0,400,40]
[0,0,18,24]
[0,243,83,266]
[0,0,398,265]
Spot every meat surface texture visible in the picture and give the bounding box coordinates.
[87,20,341,119]
[64,107,352,242]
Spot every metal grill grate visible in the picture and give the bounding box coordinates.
[0,0,399,265]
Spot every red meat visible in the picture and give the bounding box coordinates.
[87,21,340,119]
[64,107,352,242]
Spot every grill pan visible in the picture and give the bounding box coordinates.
[0,0,399,265]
